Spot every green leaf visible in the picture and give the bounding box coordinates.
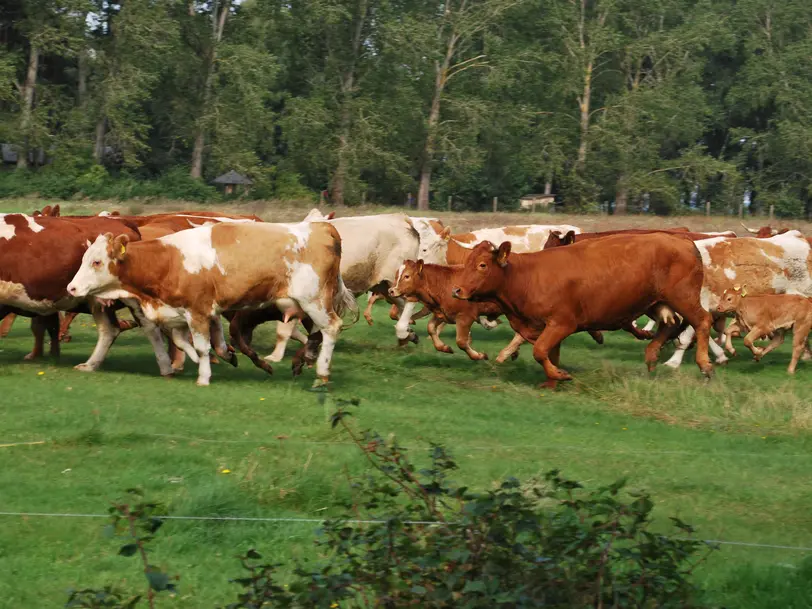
[145,568,170,591]
[462,580,487,593]
[118,543,139,557]
[245,549,262,560]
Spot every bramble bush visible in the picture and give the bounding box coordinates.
[67,398,717,608]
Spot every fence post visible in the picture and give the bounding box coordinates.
[705,201,710,217]
[532,202,537,214]
[738,203,743,219]
[769,204,774,221]
[493,196,498,213]
[447,195,452,212]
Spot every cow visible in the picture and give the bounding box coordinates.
[0,213,175,373]
[450,235,714,388]
[389,259,525,362]
[740,223,790,238]
[716,287,812,374]
[419,224,582,266]
[268,212,447,365]
[66,220,358,386]
[663,231,812,369]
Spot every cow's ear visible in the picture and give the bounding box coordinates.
[112,234,130,261]
[440,226,452,241]
[564,230,576,245]
[326,211,336,220]
[85,239,91,249]
[52,204,60,217]
[495,241,512,267]
[416,259,424,276]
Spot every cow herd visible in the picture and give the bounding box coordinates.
[1,204,810,388]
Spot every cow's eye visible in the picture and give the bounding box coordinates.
[478,263,487,270]
[403,274,410,280]
[92,260,101,268]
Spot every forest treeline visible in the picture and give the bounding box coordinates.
[1,0,811,214]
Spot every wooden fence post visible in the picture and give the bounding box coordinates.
[769,204,774,221]
[738,203,743,219]
[447,195,452,211]
[493,196,498,213]
[705,201,711,217]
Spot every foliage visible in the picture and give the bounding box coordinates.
[223,399,716,608]
[65,488,176,609]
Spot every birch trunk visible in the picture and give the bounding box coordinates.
[17,45,39,169]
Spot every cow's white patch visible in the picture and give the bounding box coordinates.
[142,302,186,327]
[700,286,716,312]
[25,216,44,233]
[0,279,72,313]
[286,222,312,252]
[161,225,225,275]
[0,216,14,240]
[693,236,729,268]
[455,225,581,252]
[176,214,255,224]
[303,208,328,222]
[288,261,320,302]
[723,267,736,280]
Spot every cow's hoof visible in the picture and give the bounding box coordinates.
[74,363,96,372]
[479,353,489,361]
[264,353,284,363]
[227,354,238,368]
[311,377,330,389]
[539,380,558,390]
[364,316,374,326]
[210,354,220,365]
[715,356,729,366]
[662,360,681,370]
[437,345,453,354]
[60,335,72,343]
[196,379,210,387]
[397,332,419,347]
[549,370,573,382]
[23,352,40,361]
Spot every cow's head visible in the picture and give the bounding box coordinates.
[67,232,129,298]
[389,260,424,299]
[303,208,335,222]
[452,241,510,300]
[716,285,747,314]
[543,230,576,249]
[417,225,451,264]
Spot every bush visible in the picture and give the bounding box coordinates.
[67,399,716,608]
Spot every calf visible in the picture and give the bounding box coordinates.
[716,287,812,374]
[389,260,524,362]
[451,235,713,388]
[67,221,357,386]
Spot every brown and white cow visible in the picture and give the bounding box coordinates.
[389,259,525,362]
[451,234,714,388]
[716,288,812,374]
[663,231,812,368]
[420,224,582,266]
[739,223,790,238]
[268,213,447,364]
[66,220,357,386]
[0,213,175,373]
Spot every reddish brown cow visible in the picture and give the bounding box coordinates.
[451,235,713,388]
[740,223,790,238]
[543,228,736,249]
[388,260,524,362]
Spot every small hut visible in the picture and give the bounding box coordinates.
[213,170,253,195]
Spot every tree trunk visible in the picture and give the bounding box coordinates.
[331,96,352,206]
[93,117,107,163]
[615,178,628,215]
[576,59,592,171]
[78,50,88,105]
[190,0,231,179]
[17,44,39,169]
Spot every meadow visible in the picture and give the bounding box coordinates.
[1,200,811,608]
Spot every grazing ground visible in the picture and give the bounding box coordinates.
[1,200,811,608]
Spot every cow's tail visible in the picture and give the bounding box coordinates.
[335,275,360,328]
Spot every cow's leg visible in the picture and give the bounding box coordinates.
[455,316,487,360]
[495,332,525,363]
[680,311,713,377]
[270,320,297,363]
[364,292,383,325]
[724,320,740,356]
[186,314,214,386]
[756,330,785,360]
[171,327,199,363]
[588,330,605,344]
[663,325,694,369]
[210,317,237,367]
[410,306,430,323]
[293,322,320,377]
[623,323,653,341]
[742,327,768,360]
[395,300,419,346]
[708,331,729,364]
[229,313,273,375]
[59,312,79,343]
[24,316,48,360]
[532,321,575,383]
[643,318,657,333]
[266,320,301,363]
[712,316,727,346]
[0,313,16,338]
[427,316,452,354]
[45,314,60,357]
[301,304,342,385]
[789,322,812,374]
[75,307,122,372]
[125,305,174,376]
[478,316,501,330]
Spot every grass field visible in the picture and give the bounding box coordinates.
[1,200,812,607]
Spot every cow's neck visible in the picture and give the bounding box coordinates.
[418,265,456,309]
[118,241,173,299]
[495,253,552,321]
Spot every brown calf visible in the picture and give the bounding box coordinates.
[389,260,524,362]
[716,288,812,374]
[451,234,713,388]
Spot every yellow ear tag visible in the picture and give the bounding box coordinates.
[120,245,126,255]
[741,287,748,297]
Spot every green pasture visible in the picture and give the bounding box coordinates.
[1,300,811,608]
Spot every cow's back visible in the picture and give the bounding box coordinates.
[328,214,419,292]
[449,224,581,264]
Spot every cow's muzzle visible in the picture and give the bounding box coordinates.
[388,287,400,298]
[452,287,466,300]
